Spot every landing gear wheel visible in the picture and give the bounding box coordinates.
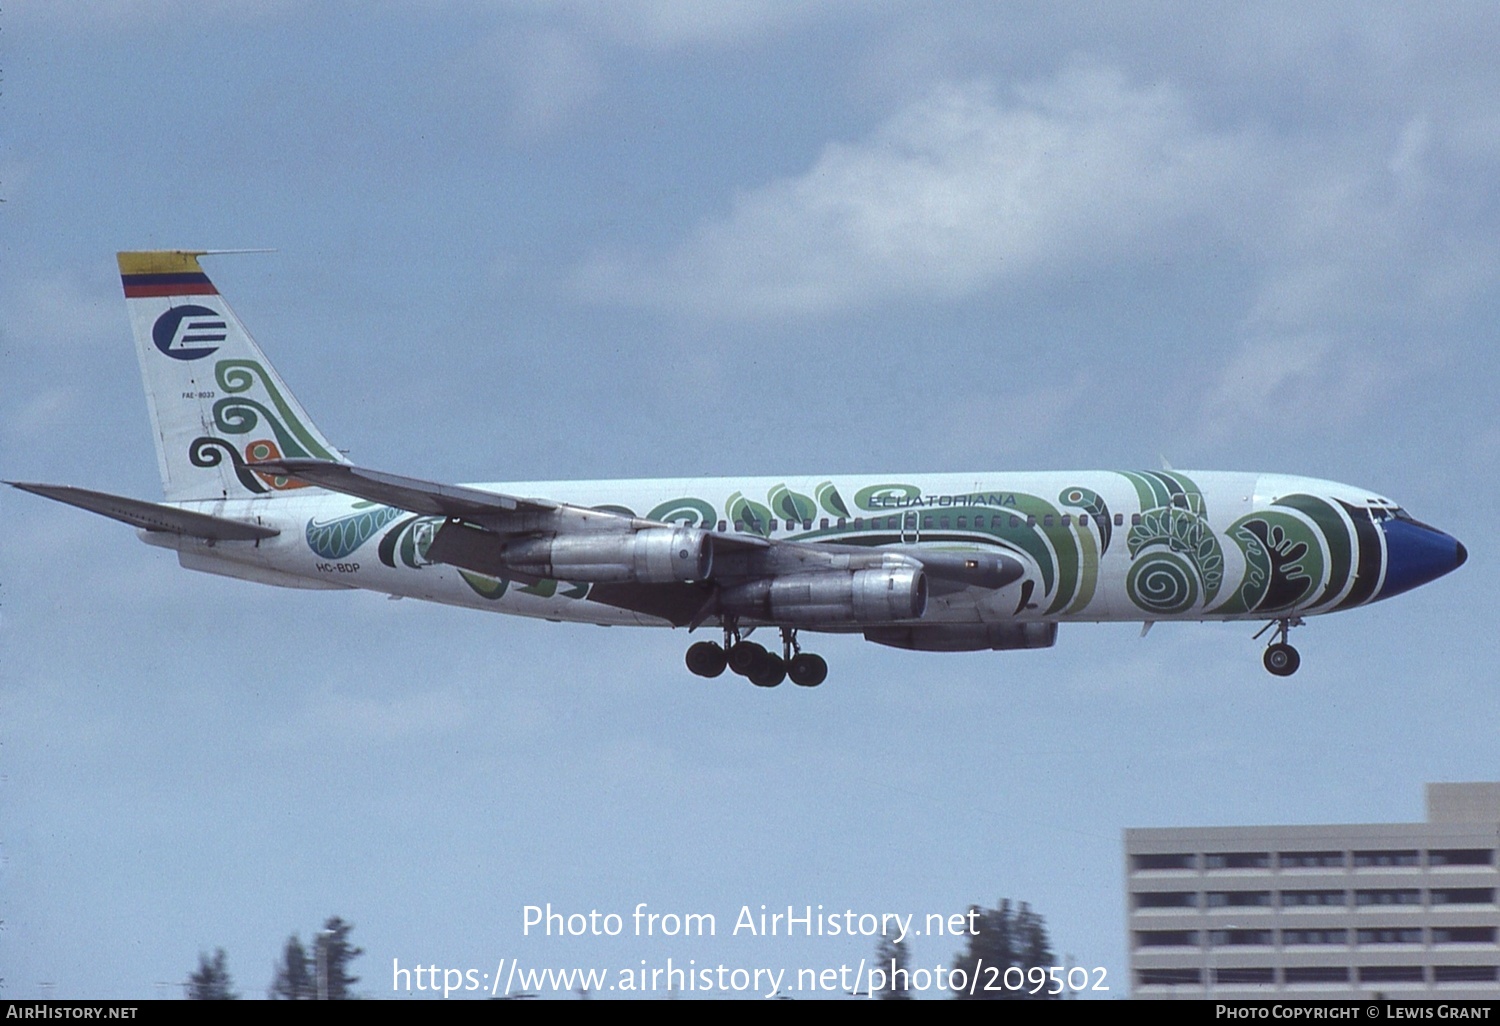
[748,654,786,688]
[685,641,727,678]
[726,641,767,677]
[788,653,828,688]
[1264,643,1300,677]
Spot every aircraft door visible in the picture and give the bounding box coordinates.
[901,510,921,544]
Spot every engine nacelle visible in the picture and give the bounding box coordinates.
[494,527,712,583]
[863,622,1058,652]
[720,567,928,625]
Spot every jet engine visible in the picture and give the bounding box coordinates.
[719,567,928,625]
[495,527,713,583]
[428,521,712,583]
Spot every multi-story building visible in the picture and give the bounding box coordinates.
[1125,783,1500,998]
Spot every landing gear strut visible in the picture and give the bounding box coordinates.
[1254,617,1303,677]
[781,627,828,688]
[682,621,828,688]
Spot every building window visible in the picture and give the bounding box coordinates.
[1138,968,1201,986]
[1280,890,1348,908]
[1214,967,1274,985]
[1358,966,1424,984]
[1206,891,1272,908]
[1284,967,1350,984]
[1281,929,1348,945]
[1135,930,1199,947]
[1278,850,1346,869]
[1353,849,1420,868]
[1433,965,1499,982]
[1433,926,1497,944]
[1430,888,1495,905]
[1134,853,1197,871]
[1134,891,1198,909]
[1429,848,1496,867]
[1205,852,1271,870]
[1355,889,1422,906]
[1357,928,1424,944]
[1208,930,1273,947]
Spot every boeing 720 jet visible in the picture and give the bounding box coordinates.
[8,252,1467,687]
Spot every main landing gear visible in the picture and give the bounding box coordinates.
[684,624,829,688]
[1254,617,1304,677]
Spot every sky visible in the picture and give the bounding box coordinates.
[2,0,1497,1001]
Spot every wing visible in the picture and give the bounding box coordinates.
[7,482,279,541]
[258,460,1022,628]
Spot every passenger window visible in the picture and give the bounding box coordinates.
[1043,514,1054,528]
[819,518,828,529]
[1131,513,1142,526]
[1114,513,1123,526]
[1010,515,1021,528]
[1027,515,1036,527]
[957,516,967,529]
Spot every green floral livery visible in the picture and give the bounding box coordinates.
[299,471,1385,622]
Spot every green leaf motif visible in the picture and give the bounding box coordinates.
[769,484,817,525]
[726,492,774,537]
[816,481,851,519]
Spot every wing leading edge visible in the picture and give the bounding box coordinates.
[6,482,279,542]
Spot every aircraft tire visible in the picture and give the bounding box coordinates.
[749,654,786,688]
[1263,643,1300,677]
[727,641,767,677]
[788,653,828,687]
[685,641,727,678]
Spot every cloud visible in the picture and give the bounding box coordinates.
[577,67,1259,316]
[556,0,829,50]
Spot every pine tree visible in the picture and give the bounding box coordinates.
[186,948,238,1000]
[313,916,364,999]
[951,899,1059,1000]
[874,930,912,1000]
[270,935,314,1000]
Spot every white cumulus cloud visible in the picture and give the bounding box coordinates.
[578,67,1260,316]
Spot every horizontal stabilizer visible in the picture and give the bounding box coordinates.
[253,459,559,519]
[7,482,279,541]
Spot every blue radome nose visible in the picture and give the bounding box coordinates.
[1380,518,1466,600]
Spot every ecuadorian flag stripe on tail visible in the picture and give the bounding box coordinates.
[121,272,217,297]
[117,250,218,297]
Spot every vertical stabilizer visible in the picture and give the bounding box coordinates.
[119,251,346,502]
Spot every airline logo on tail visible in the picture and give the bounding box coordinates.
[151,305,226,360]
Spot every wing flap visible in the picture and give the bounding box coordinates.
[7,482,279,541]
[252,459,562,520]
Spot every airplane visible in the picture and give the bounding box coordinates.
[8,251,1467,688]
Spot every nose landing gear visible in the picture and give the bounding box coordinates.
[683,622,827,688]
[1254,617,1304,676]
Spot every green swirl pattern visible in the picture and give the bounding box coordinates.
[647,497,717,527]
[214,359,335,460]
[1126,551,1199,614]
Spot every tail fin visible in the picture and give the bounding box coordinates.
[119,251,346,502]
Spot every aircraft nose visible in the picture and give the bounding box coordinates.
[1379,518,1466,600]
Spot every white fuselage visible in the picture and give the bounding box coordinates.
[144,468,1402,632]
